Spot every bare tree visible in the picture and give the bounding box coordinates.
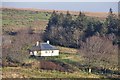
[80,36,118,73]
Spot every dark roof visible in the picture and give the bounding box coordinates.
[40,43,58,50]
[30,43,58,51]
[30,46,41,51]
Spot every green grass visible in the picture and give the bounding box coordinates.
[2,67,101,78]
[3,52,103,78]
[2,8,51,28]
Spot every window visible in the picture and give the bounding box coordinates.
[52,51,54,53]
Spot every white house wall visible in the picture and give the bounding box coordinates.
[41,50,59,56]
[30,52,33,55]
[33,51,39,56]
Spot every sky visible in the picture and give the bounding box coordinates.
[2,2,119,12]
[2,0,120,2]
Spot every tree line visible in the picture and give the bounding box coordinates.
[43,8,119,48]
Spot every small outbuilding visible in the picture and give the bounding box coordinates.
[29,41,59,56]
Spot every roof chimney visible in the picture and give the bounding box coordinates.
[36,41,39,46]
[47,40,49,44]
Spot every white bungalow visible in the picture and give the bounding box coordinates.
[29,41,59,56]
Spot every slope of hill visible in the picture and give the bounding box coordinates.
[2,7,110,33]
[2,8,119,79]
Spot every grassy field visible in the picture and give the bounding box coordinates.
[2,8,109,30]
[2,67,101,78]
[2,8,50,33]
[2,52,118,78]
[2,52,103,78]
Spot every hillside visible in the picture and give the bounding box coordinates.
[2,8,119,79]
[2,7,112,18]
[2,7,110,34]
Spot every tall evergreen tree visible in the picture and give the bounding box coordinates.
[63,11,72,28]
[75,11,87,30]
[44,11,58,41]
[106,8,118,34]
[58,13,64,25]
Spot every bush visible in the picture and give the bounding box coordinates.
[5,31,18,36]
